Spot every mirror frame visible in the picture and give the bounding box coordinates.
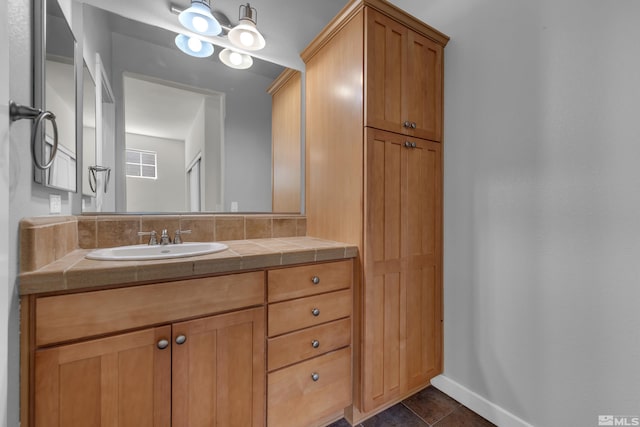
[94,53,116,212]
[81,59,96,199]
[34,0,79,192]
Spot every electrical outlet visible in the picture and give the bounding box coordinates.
[230,201,238,212]
[49,194,62,214]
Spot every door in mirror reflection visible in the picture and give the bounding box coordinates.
[82,61,96,200]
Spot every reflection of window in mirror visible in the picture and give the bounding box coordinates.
[125,148,157,179]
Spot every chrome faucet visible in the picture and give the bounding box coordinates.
[159,229,172,245]
[138,229,192,245]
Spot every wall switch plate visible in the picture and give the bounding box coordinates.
[49,194,62,214]
[230,201,238,212]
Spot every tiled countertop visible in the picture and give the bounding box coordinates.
[20,237,358,295]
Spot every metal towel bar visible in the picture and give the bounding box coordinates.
[9,100,59,170]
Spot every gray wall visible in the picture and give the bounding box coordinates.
[125,133,186,212]
[111,32,273,212]
[1,0,9,424]
[390,0,640,426]
[6,0,70,424]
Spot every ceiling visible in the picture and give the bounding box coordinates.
[80,0,351,70]
[123,76,209,141]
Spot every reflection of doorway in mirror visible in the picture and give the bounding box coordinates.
[188,156,202,212]
[124,75,224,212]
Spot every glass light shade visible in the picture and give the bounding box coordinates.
[178,1,222,36]
[219,48,253,69]
[228,20,265,51]
[175,34,214,58]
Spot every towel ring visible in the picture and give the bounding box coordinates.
[89,165,111,194]
[9,100,59,170]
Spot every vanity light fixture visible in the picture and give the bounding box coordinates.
[175,34,214,57]
[227,3,266,51]
[219,48,253,69]
[178,0,222,36]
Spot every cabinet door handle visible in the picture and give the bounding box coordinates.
[175,335,187,345]
[311,308,320,317]
[157,339,169,350]
[404,141,411,148]
[311,340,320,349]
[411,142,417,148]
[403,121,412,128]
[311,372,320,382]
[411,122,417,129]
[311,275,320,285]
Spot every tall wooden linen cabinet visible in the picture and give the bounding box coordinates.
[301,0,448,423]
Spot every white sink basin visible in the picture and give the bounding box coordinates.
[86,242,228,261]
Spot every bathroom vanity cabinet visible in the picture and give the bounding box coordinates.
[302,0,448,422]
[25,272,265,427]
[19,233,356,427]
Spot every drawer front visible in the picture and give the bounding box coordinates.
[36,271,265,346]
[267,347,351,427]
[268,318,351,371]
[268,289,351,337]
[268,260,352,303]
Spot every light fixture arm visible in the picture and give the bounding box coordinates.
[239,3,257,25]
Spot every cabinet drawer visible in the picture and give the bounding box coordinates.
[267,347,351,427]
[268,260,352,303]
[268,289,351,337]
[35,271,265,346]
[268,318,350,371]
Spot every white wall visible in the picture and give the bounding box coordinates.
[125,133,186,212]
[390,0,640,426]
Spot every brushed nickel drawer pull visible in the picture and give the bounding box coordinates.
[311,372,320,382]
[311,308,320,317]
[311,340,320,349]
[311,276,320,285]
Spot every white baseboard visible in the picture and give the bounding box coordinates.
[430,375,534,427]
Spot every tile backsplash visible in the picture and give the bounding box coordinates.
[20,214,307,273]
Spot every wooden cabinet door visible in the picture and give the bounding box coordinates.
[362,129,406,411]
[172,308,265,427]
[404,32,443,141]
[365,8,443,142]
[365,8,407,136]
[34,326,171,427]
[363,129,442,411]
[403,137,442,390]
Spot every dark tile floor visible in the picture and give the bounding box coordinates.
[329,386,496,427]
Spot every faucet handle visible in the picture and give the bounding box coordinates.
[138,230,158,245]
[173,229,192,244]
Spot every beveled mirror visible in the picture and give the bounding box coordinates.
[77,0,348,213]
[35,0,78,192]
